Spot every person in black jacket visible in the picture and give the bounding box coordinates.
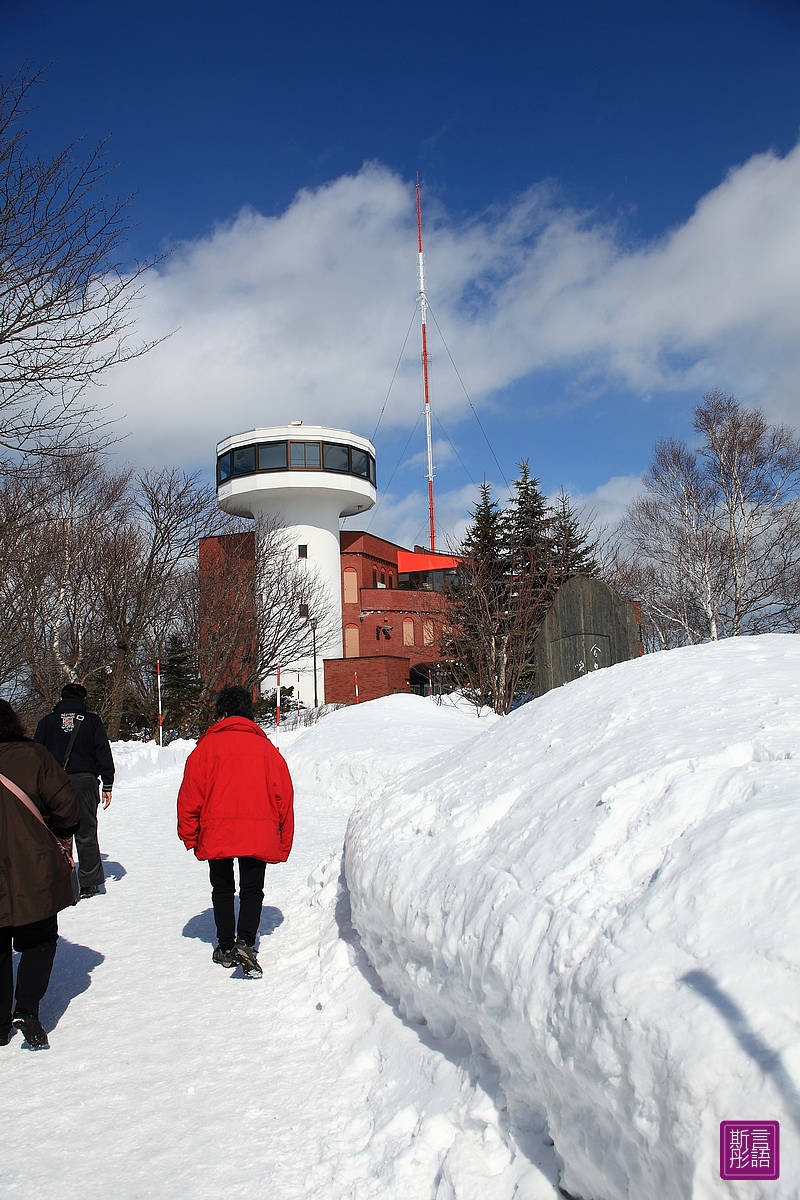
[34,683,115,900]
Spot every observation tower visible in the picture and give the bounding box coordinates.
[215,422,377,704]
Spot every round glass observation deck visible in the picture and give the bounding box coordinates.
[217,435,376,488]
[216,424,377,522]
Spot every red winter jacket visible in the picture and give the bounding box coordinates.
[176,717,294,862]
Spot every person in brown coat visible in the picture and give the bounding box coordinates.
[0,699,80,1050]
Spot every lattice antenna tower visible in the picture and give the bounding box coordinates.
[416,177,436,551]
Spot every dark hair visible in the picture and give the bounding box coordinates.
[215,686,255,722]
[61,682,88,702]
[0,698,31,741]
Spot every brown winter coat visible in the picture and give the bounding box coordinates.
[0,739,80,928]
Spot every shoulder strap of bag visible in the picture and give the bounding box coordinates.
[0,768,75,872]
[0,769,46,825]
[61,713,84,772]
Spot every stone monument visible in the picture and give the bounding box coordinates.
[534,575,642,698]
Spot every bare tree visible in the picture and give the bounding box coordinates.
[91,468,224,737]
[0,448,337,738]
[612,392,800,643]
[445,545,557,714]
[0,453,130,714]
[0,65,163,453]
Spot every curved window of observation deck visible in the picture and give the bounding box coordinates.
[217,440,376,488]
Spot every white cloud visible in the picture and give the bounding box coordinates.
[100,148,800,471]
[561,474,645,529]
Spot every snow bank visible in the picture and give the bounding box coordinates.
[112,737,196,782]
[282,692,497,805]
[111,693,493,795]
[345,634,800,1200]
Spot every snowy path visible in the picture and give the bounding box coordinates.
[1,715,560,1200]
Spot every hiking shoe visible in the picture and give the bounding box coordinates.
[234,938,262,979]
[212,945,236,968]
[12,1009,49,1050]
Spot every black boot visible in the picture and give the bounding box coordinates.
[12,1008,49,1050]
[233,938,262,979]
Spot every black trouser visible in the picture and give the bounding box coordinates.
[0,916,58,1038]
[209,858,267,949]
[69,773,105,889]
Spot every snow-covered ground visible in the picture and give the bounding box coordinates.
[1,636,798,1199]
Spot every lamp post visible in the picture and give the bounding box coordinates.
[310,617,319,708]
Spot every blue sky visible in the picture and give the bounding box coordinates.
[4,0,800,546]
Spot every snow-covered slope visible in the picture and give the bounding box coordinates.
[282,692,499,801]
[345,634,800,1200]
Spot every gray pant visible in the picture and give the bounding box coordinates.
[69,773,105,889]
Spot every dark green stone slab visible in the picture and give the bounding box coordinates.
[534,576,641,697]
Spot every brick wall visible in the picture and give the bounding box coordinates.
[198,532,258,693]
[323,655,411,705]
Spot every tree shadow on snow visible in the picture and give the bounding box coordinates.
[101,853,126,882]
[37,938,105,1032]
[182,906,284,945]
[681,969,800,1132]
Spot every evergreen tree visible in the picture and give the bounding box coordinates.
[503,460,551,568]
[162,633,203,738]
[443,466,559,713]
[550,490,599,585]
[462,480,505,572]
[502,461,555,695]
[442,481,506,709]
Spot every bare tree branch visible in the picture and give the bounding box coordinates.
[609,391,800,645]
[0,64,167,453]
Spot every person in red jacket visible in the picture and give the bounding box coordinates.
[177,686,294,979]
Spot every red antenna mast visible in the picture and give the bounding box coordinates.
[416,176,436,551]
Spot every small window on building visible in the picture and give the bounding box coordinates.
[343,568,358,605]
[403,618,415,647]
[423,620,434,646]
[323,443,350,472]
[344,625,360,658]
[372,570,377,588]
[388,575,393,589]
[289,441,321,468]
[298,545,308,559]
[233,445,256,475]
[351,449,369,477]
[258,442,287,470]
[380,572,386,587]
[299,603,309,618]
[217,453,232,483]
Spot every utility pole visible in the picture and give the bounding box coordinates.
[310,618,319,707]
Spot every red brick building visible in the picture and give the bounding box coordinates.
[324,531,459,705]
[199,529,459,706]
